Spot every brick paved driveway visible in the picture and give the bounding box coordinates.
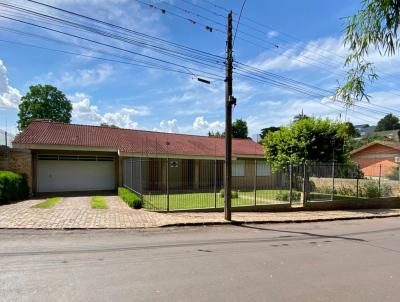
[1,196,400,229]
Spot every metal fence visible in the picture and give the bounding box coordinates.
[122,158,400,211]
[0,129,14,147]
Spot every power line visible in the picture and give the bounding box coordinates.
[0,14,224,79]
[233,0,247,47]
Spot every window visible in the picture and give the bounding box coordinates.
[232,160,245,176]
[256,161,271,177]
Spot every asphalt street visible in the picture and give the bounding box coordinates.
[1,218,400,302]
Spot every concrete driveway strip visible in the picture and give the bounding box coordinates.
[0,218,400,302]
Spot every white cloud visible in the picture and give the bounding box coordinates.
[193,116,224,132]
[102,112,138,129]
[121,107,150,116]
[257,100,282,106]
[267,31,278,39]
[157,119,178,133]
[246,36,348,72]
[0,60,21,109]
[70,92,140,128]
[58,64,113,87]
[70,93,102,122]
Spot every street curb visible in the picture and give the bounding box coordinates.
[1,213,400,230]
[159,213,400,228]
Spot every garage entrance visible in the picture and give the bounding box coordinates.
[37,154,115,193]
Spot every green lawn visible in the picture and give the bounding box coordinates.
[144,190,293,210]
[33,197,62,209]
[91,196,108,209]
[143,189,361,210]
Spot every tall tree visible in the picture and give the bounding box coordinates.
[208,130,224,137]
[208,119,249,138]
[375,113,400,131]
[293,111,309,122]
[18,85,72,130]
[260,126,280,140]
[337,0,400,103]
[263,117,356,169]
[232,119,248,139]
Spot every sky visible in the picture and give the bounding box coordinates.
[1,0,400,138]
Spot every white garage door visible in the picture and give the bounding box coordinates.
[37,155,115,193]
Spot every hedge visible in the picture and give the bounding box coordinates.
[0,171,29,204]
[118,187,143,209]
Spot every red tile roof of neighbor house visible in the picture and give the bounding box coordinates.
[350,140,400,155]
[13,120,264,158]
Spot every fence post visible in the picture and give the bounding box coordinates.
[254,159,257,206]
[166,158,170,212]
[331,161,335,201]
[356,177,359,199]
[302,161,307,204]
[140,157,143,203]
[378,164,382,197]
[289,162,293,206]
[214,159,217,208]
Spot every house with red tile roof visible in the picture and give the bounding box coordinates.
[12,120,266,193]
[350,141,400,178]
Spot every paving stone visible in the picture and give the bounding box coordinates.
[0,196,400,229]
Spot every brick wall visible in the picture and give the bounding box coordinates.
[351,144,400,177]
[0,147,32,192]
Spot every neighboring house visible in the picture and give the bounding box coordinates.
[350,141,400,177]
[12,120,266,193]
[371,130,400,141]
[354,124,376,137]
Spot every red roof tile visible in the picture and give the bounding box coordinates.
[350,140,400,155]
[13,120,264,158]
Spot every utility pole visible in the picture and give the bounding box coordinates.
[224,10,235,221]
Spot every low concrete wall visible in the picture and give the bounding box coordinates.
[304,197,400,211]
[162,203,293,213]
[0,147,32,192]
[163,197,400,213]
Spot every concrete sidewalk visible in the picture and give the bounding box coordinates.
[0,196,400,229]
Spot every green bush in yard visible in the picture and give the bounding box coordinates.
[219,189,238,198]
[359,181,392,198]
[118,187,143,209]
[336,186,357,197]
[0,171,29,204]
[275,190,301,202]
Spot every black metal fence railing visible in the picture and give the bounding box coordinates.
[122,158,399,211]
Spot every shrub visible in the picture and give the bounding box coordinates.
[219,189,238,198]
[359,181,392,198]
[118,187,143,209]
[314,186,336,195]
[0,171,29,204]
[336,186,357,197]
[275,190,301,202]
[387,167,400,181]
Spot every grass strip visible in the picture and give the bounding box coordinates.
[91,196,108,209]
[33,197,62,209]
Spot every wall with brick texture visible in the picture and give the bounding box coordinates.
[0,147,32,192]
[351,144,400,177]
